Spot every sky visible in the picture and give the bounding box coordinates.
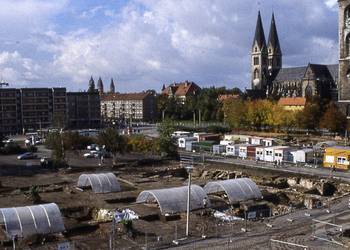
[0,0,340,92]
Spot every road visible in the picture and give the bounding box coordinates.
[181,151,350,183]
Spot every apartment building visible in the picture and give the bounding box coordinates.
[67,91,101,129]
[101,92,156,122]
[0,88,67,134]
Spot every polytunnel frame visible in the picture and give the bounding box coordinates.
[77,172,121,193]
[136,185,210,215]
[204,178,263,204]
[0,203,65,239]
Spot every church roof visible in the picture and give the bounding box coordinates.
[268,13,281,53]
[274,66,307,82]
[326,64,338,82]
[252,11,266,49]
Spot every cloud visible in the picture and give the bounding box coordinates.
[0,51,41,84]
[0,0,340,91]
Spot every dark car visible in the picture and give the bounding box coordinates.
[17,152,37,160]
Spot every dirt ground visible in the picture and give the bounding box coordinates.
[0,152,349,249]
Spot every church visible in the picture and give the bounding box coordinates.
[250,11,338,101]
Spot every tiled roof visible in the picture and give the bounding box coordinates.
[102,92,150,101]
[278,97,306,106]
[162,81,201,96]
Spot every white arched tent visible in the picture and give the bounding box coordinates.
[204,178,262,204]
[0,203,65,239]
[77,173,121,193]
[136,185,210,214]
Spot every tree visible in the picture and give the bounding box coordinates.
[157,119,177,158]
[98,128,128,165]
[45,132,66,162]
[320,102,347,133]
[296,101,321,131]
[222,98,248,129]
[27,185,41,204]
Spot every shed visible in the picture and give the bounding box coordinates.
[136,185,210,214]
[204,178,263,204]
[323,146,350,170]
[77,173,121,193]
[239,144,259,159]
[0,203,65,239]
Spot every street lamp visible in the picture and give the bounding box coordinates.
[185,165,193,237]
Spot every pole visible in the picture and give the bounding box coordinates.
[186,170,192,237]
[12,237,15,250]
[193,111,196,126]
[199,110,201,125]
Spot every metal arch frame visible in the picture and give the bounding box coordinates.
[136,185,209,215]
[204,178,263,204]
[0,203,64,239]
[77,173,121,193]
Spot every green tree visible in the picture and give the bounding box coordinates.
[157,119,177,158]
[45,132,66,162]
[98,128,128,165]
[296,101,321,131]
[319,102,347,133]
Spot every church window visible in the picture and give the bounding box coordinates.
[268,58,273,67]
[253,57,259,65]
[254,69,259,79]
[255,47,258,52]
[346,34,350,57]
[345,6,350,28]
[346,104,350,117]
[305,85,313,99]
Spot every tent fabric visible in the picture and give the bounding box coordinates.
[0,203,65,239]
[136,185,210,215]
[204,178,262,204]
[77,173,121,193]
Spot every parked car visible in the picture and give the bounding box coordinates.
[17,152,37,160]
[83,152,95,158]
[87,144,98,150]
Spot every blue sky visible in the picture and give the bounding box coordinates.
[0,0,339,92]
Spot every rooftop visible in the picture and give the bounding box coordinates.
[278,97,306,106]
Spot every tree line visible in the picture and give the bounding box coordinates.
[222,97,347,133]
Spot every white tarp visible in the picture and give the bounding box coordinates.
[77,173,121,193]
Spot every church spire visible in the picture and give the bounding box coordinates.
[110,78,115,93]
[88,76,95,92]
[268,13,281,54]
[97,77,104,95]
[252,11,266,49]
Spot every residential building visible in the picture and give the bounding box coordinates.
[278,97,306,111]
[67,91,101,129]
[161,81,201,103]
[323,146,350,170]
[0,88,20,134]
[0,88,67,135]
[101,92,156,122]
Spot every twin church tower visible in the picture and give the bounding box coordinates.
[251,11,282,92]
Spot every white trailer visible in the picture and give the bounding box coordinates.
[291,148,314,163]
[178,137,197,148]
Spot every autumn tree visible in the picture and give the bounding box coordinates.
[222,98,248,129]
[319,102,347,133]
[296,101,321,131]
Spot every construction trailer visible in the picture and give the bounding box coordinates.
[290,148,314,164]
[213,144,226,155]
[255,146,266,161]
[178,137,197,148]
[263,146,291,163]
[239,144,260,159]
[323,146,350,170]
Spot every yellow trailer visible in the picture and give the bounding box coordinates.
[323,146,350,170]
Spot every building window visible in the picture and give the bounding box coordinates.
[253,57,259,65]
[254,69,259,79]
[337,157,347,164]
[347,34,350,57]
[268,58,272,67]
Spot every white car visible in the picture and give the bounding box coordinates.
[87,144,97,150]
[83,152,95,158]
